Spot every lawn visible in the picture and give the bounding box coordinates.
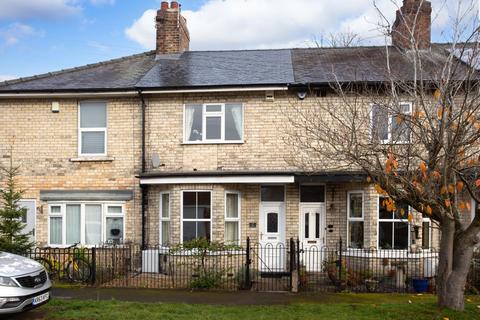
[28,294,480,320]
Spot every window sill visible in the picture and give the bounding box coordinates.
[70,156,115,162]
[182,141,244,145]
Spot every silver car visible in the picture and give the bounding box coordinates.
[0,251,51,314]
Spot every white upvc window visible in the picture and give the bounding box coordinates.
[183,103,243,143]
[370,102,412,144]
[48,202,124,247]
[225,191,241,245]
[159,192,171,246]
[378,196,410,250]
[79,101,107,156]
[181,191,212,243]
[347,191,364,249]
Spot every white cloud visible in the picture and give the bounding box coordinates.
[0,23,44,47]
[0,74,18,82]
[125,0,476,50]
[125,9,157,49]
[0,0,81,20]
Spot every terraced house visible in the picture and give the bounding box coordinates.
[0,0,477,276]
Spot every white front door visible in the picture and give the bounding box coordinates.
[259,202,286,271]
[18,200,36,243]
[300,203,326,271]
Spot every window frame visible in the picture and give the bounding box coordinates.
[370,102,413,144]
[78,101,108,157]
[347,191,364,249]
[224,191,241,245]
[180,190,213,243]
[421,215,432,250]
[377,196,411,251]
[159,192,171,246]
[47,201,125,247]
[183,103,244,144]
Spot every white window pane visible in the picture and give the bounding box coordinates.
[206,116,221,140]
[371,104,388,142]
[80,102,106,128]
[206,104,222,112]
[81,131,105,154]
[50,206,61,214]
[161,194,170,218]
[106,217,123,244]
[185,105,203,141]
[349,221,364,248]
[225,221,239,244]
[50,217,62,245]
[108,206,122,214]
[349,193,363,218]
[161,221,170,245]
[226,193,239,218]
[85,204,102,245]
[225,104,242,141]
[66,205,81,245]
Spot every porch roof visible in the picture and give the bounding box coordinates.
[138,171,367,185]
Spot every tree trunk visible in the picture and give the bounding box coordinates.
[437,219,474,311]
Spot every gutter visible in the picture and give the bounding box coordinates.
[138,90,147,249]
[0,86,289,99]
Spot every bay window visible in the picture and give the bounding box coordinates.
[159,192,171,246]
[182,191,211,242]
[48,202,124,246]
[378,196,410,250]
[225,192,241,245]
[347,191,364,249]
[184,103,243,143]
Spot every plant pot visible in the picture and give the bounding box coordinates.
[365,279,379,292]
[412,278,429,293]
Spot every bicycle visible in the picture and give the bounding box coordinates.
[34,243,92,283]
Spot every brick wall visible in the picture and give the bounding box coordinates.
[0,98,143,245]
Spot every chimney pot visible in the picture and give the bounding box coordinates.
[171,1,179,9]
[160,1,169,10]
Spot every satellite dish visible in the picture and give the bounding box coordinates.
[152,153,161,168]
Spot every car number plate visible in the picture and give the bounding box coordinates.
[32,292,49,305]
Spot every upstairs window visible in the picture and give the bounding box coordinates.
[184,103,243,143]
[371,102,412,144]
[79,102,107,156]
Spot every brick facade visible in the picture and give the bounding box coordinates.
[0,98,143,245]
[0,90,444,250]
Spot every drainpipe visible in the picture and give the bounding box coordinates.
[138,90,147,249]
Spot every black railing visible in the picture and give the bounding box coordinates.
[23,240,480,294]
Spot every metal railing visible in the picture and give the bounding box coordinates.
[23,239,480,294]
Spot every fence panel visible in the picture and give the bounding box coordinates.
[22,241,480,294]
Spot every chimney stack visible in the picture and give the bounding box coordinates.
[156,1,190,55]
[392,0,432,50]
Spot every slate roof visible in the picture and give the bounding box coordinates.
[0,45,476,93]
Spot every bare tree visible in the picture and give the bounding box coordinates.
[314,31,363,48]
[284,0,480,311]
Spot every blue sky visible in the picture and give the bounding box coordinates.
[0,0,476,80]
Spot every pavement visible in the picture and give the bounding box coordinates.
[1,287,332,319]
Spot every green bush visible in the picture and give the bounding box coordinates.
[190,269,225,289]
